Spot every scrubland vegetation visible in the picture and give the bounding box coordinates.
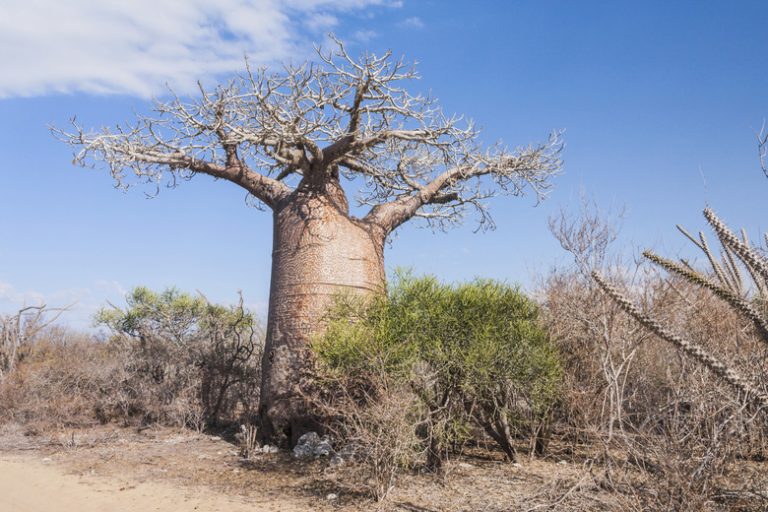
[3,139,768,510]
[0,287,262,432]
[544,201,768,510]
[2,198,767,511]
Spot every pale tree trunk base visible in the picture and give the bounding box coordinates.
[258,191,385,447]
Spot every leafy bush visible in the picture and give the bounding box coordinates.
[313,273,561,469]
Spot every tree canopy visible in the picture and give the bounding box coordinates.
[56,38,562,233]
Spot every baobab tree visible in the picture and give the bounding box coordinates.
[56,40,563,445]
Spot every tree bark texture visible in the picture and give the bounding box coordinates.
[259,189,386,446]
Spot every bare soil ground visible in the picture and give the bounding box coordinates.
[0,423,631,511]
[0,456,274,512]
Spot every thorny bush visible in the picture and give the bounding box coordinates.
[544,198,768,511]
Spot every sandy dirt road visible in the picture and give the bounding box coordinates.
[0,455,298,512]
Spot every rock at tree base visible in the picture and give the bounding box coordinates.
[292,432,333,459]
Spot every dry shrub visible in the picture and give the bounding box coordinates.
[0,287,264,434]
[95,287,264,429]
[543,199,768,510]
[1,305,68,380]
[237,422,260,459]
[310,371,424,501]
[0,326,122,428]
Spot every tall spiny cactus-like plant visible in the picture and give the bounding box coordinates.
[593,207,768,412]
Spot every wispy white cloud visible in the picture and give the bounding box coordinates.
[398,16,424,29]
[0,281,12,301]
[305,13,339,32]
[353,29,378,42]
[0,0,401,99]
[94,279,128,300]
[0,280,45,306]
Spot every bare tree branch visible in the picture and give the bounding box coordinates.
[366,131,564,233]
[759,120,768,178]
[1,304,71,379]
[54,37,562,226]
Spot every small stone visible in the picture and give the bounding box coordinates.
[557,460,568,465]
[262,444,279,454]
[41,457,52,463]
[292,432,333,459]
[512,462,522,468]
[210,436,221,441]
[326,493,338,501]
[314,439,332,457]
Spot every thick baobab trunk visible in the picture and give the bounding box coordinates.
[259,188,385,446]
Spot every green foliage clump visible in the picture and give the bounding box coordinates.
[96,287,254,340]
[313,272,561,465]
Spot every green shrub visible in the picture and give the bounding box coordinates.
[313,272,561,466]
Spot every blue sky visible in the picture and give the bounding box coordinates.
[1,0,766,328]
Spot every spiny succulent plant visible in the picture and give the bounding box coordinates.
[593,207,768,411]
